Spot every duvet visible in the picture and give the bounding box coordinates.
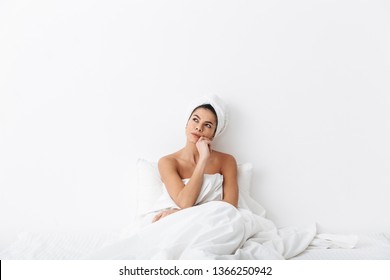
[86,200,315,260]
[85,174,316,260]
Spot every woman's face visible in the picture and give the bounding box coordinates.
[186,108,217,143]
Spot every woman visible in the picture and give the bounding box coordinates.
[152,95,239,223]
[84,95,315,259]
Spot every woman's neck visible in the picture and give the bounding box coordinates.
[180,142,200,164]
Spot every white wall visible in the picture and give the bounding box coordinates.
[1,0,390,248]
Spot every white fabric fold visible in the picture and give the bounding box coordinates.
[309,233,358,249]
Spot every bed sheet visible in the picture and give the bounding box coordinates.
[292,233,390,260]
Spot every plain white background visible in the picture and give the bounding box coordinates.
[1,0,390,248]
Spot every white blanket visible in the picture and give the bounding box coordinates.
[85,201,315,259]
[83,172,317,260]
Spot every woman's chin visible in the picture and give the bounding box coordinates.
[187,134,199,143]
[187,137,198,144]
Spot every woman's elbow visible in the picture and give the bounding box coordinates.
[222,197,238,208]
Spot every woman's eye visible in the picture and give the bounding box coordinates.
[206,124,211,128]
[192,118,198,122]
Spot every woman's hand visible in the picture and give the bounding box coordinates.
[152,208,181,223]
[196,137,212,160]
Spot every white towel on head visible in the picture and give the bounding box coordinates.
[186,94,228,137]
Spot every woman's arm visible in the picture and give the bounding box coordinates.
[158,137,212,209]
[158,157,205,209]
[220,154,239,207]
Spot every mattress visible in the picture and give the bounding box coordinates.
[292,233,390,260]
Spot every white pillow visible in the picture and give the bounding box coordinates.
[136,159,163,216]
[237,162,253,193]
[136,158,255,217]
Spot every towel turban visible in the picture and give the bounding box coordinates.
[186,94,228,137]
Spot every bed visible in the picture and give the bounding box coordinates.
[1,159,389,260]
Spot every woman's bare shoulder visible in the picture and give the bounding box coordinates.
[158,153,186,181]
[211,150,237,172]
[158,152,180,169]
[212,150,237,163]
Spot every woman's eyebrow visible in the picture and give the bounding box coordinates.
[193,114,214,125]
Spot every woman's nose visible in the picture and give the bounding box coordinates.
[196,126,202,132]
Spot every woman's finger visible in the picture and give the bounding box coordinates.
[152,212,163,223]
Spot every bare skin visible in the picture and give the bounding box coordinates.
[152,108,238,223]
